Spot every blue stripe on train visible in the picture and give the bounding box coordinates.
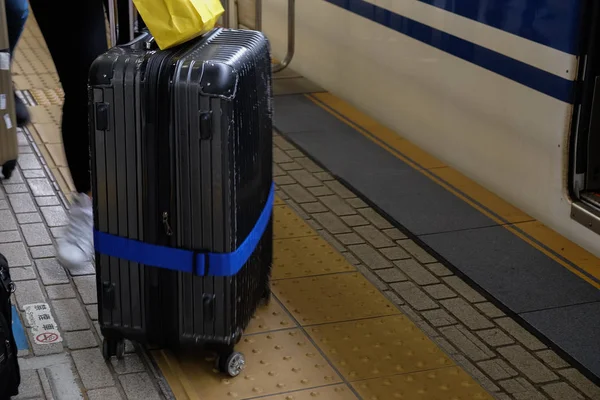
[417,0,583,56]
[325,0,574,103]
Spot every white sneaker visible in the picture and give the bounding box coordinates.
[56,192,94,270]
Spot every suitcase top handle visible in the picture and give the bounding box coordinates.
[93,183,275,277]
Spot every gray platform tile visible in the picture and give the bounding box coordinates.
[16,212,42,224]
[72,348,115,389]
[73,275,97,305]
[87,387,124,400]
[52,299,89,331]
[0,231,22,243]
[426,263,453,277]
[542,382,585,400]
[27,178,55,197]
[354,225,395,248]
[40,206,68,227]
[46,284,77,300]
[65,330,98,350]
[18,353,70,370]
[285,130,496,235]
[14,279,45,310]
[497,345,557,383]
[22,169,45,179]
[0,242,31,266]
[421,226,600,313]
[325,181,357,200]
[4,183,28,194]
[30,245,56,259]
[119,373,162,400]
[21,223,52,246]
[380,246,410,260]
[36,196,60,207]
[18,145,33,154]
[443,276,487,303]
[44,362,84,399]
[521,301,600,380]
[10,266,36,281]
[559,368,600,399]
[476,328,514,347]
[441,298,494,330]
[0,209,17,231]
[13,369,43,399]
[495,317,546,351]
[424,284,456,300]
[8,192,37,213]
[321,194,356,217]
[390,281,438,311]
[395,258,439,285]
[67,262,96,277]
[86,305,99,321]
[16,131,27,146]
[36,258,69,285]
[18,153,42,170]
[375,267,408,283]
[439,325,495,362]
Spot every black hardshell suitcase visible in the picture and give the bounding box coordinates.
[89,29,273,376]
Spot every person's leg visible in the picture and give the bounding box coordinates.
[5,0,30,126]
[29,0,107,269]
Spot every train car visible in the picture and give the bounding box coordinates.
[232,0,600,258]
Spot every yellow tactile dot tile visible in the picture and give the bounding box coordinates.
[245,299,296,334]
[259,384,359,399]
[272,273,398,325]
[273,236,355,280]
[170,329,342,399]
[274,205,316,239]
[352,367,494,400]
[307,315,452,381]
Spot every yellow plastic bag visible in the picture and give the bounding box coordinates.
[133,0,225,50]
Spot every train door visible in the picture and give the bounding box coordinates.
[571,0,600,233]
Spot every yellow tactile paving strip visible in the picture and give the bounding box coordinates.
[154,208,492,399]
[14,15,493,400]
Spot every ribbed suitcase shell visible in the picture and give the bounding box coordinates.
[0,0,18,177]
[89,29,273,352]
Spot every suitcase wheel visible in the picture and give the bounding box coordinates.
[2,160,17,180]
[102,338,125,361]
[217,351,245,377]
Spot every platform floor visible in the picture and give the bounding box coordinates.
[4,14,600,400]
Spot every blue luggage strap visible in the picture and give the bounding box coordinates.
[94,183,275,277]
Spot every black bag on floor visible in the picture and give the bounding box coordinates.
[0,253,20,399]
[89,27,273,377]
